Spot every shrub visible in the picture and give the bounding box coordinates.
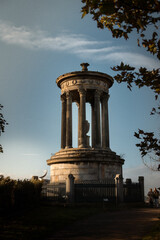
[0,176,43,211]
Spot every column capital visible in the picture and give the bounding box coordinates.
[95,89,102,99]
[78,88,86,96]
[66,91,71,99]
[61,94,66,102]
[102,92,110,101]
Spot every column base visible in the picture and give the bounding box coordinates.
[65,146,73,149]
[78,144,87,148]
[95,144,101,149]
[103,147,111,151]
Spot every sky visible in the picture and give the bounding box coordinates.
[0,0,159,194]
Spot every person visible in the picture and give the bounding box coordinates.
[147,188,154,207]
[153,188,159,208]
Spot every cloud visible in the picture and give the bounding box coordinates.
[96,52,160,69]
[22,153,40,156]
[0,20,159,69]
[74,46,123,54]
[0,20,101,51]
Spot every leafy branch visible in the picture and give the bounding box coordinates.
[134,129,160,157]
[0,104,8,153]
[81,0,160,58]
[111,62,160,96]
[111,62,160,160]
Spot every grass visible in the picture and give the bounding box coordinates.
[1,201,160,240]
[142,215,160,240]
[0,201,101,240]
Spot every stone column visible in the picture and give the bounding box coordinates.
[101,93,110,149]
[77,102,80,147]
[66,91,72,148]
[78,88,86,148]
[91,102,95,148]
[94,90,101,148]
[61,94,66,149]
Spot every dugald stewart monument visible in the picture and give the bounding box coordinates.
[47,63,124,183]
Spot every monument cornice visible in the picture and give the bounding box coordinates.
[56,71,113,89]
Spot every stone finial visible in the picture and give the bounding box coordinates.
[80,63,89,71]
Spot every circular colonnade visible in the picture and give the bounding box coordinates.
[47,63,124,183]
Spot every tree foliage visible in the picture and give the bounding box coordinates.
[81,0,160,169]
[111,62,160,95]
[0,104,8,153]
[82,0,160,58]
[134,129,160,157]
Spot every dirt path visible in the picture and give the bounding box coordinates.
[48,208,160,240]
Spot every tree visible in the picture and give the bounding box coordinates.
[0,104,8,153]
[81,0,160,170]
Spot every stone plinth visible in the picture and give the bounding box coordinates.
[47,148,124,183]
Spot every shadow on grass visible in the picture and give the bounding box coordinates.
[142,217,160,240]
[1,200,157,240]
[0,201,102,240]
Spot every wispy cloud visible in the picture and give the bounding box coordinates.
[95,52,160,69]
[0,20,101,51]
[0,20,158,69]
[22,153,40,156]
[74,46,123,56]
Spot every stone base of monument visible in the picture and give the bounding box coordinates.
[47,148,124,183]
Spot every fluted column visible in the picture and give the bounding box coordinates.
[78,88,86,148]
[101,93,110,149]
[66,91,72,148]
[94,90,101,148]
[61,94,66,149]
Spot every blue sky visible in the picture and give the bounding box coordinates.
[0,0,159,193]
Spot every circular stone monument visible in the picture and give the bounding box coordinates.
[47,63,124,183]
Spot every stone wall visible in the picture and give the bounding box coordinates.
[50,161,122,183]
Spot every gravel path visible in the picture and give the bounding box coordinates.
[48,208,160,240]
